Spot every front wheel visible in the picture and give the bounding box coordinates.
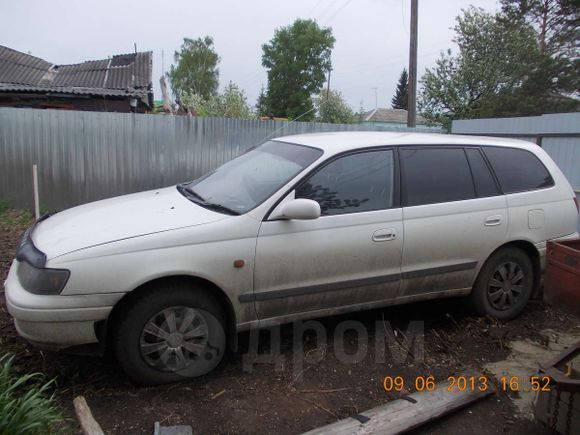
[470,247,534,320]
[112,284,226,385]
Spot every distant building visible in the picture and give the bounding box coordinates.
[0,45,153,112]
[361,108,429,128]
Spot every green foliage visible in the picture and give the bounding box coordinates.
[181,82,254,119]
[262,19,335,120]
[500,0,579,94]
[500,0,579,56]
[0,355,62,434]
[391,68,408,110]
[255,85,269,117]
[314,89,354,124]
[168,36,220,100]
[0,204,32,226]
[0,200,10,214]
[419,6,579,129]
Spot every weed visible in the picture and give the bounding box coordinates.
[0,354,64,434]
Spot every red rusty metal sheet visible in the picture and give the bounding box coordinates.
[544,239,580,316]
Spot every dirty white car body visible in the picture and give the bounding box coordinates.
[4,132,579,384]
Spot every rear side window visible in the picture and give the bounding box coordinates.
[465,148,500,197]
[483,147,554,193]
[401,147,476,206]
[296,149,394,215]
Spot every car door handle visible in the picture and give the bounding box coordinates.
[373,228,397,242]
[484,215,503,226]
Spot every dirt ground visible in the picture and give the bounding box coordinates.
[1,208,578,434]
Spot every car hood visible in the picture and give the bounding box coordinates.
[32,186,227,259]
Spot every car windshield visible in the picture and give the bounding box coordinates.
[178,140,323,215]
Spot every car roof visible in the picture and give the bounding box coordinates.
[273,131,537,155]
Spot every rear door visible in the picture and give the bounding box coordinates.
[252,148,403,321]
[399,146,508,297]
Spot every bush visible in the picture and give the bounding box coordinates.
[0,355,62,434]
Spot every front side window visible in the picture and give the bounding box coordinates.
[296,149,395,216]
[401,147,476,206]
[179,141,322,214]
[483,147,554,193]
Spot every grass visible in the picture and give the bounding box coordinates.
[0,354,63,435]
[0,201,33,227]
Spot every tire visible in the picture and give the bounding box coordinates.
[470,247,534,320]
[112,283,227,385]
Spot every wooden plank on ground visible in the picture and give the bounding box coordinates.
[73,395,105,435]
[302,370,495,435]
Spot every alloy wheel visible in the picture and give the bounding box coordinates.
[139,306,209,372]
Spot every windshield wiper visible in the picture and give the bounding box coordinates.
[200,202,240,216]
[177,184,205,201]
[176,184,240,215]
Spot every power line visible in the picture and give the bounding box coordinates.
[308,0,325,16]
[323,0,353,25]
[316,1,339,22]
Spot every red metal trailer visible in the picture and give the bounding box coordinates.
[544,239,580,316]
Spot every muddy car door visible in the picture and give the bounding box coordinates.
[251,148,403,321]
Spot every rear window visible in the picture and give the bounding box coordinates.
[483,147,554,193]
[401,147,476,206]
[465,148,500,197]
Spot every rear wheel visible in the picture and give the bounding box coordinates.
[470,247,534,320]
[112,283,226,385]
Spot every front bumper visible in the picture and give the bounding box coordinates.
[4,260,123,350]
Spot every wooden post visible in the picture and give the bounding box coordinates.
[73,396,105,435]
[32,164,40,219]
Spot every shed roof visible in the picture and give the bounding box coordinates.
[363,108,427,124]
[0,45,152,100]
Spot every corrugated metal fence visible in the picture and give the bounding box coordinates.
[0,108,442,210]
[452,113,580,191]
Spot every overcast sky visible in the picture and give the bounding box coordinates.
[1,0,499,112]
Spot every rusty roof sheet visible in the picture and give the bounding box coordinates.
[0,45,152,99]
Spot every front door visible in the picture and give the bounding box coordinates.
[253,148,403,321]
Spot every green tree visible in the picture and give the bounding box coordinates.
[255,85,268,117]
[418,7,579,129]
[314,89,354,123]
[500,0,579,56]
[391,68,408,110]
[168,36,220,100]
[262,19,335,120]
[500,0,579,96]
[181,82,254,119]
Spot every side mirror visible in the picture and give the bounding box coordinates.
[271,199,321,220]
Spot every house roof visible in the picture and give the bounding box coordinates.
[363,108,427,124]
[0,45,152,101]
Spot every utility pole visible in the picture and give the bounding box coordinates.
[407,0,418,127]
[371,87,378,109]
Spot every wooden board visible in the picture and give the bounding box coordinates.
[73,396,105,435]
[302,370,495,435]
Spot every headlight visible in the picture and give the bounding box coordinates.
[17,260,70,295]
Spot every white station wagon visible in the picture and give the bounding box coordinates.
[5,132,579,384]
